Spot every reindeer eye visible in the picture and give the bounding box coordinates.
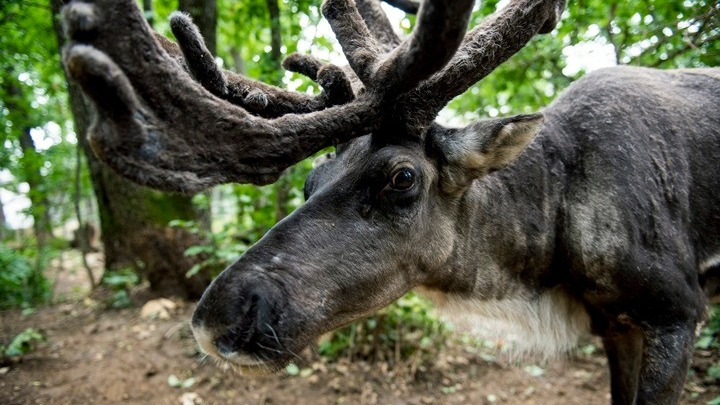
[389,168,416,191]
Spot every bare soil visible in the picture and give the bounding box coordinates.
[2,254,719,404]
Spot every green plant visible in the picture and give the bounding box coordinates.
[1,328,45,357]
[167,374,196,389]
[318,292,448,367]
[696,304,720,389]
[0,245,50,309]
[101,267,139,308]
[171,218,248,279]
[172,157,319,280]
[696,305,720,350]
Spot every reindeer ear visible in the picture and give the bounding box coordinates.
[433,113,544,194]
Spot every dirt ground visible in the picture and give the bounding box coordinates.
[2,254,720,404]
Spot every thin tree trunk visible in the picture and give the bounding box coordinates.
[18,127,54,247]
[0,195,6,240]
[74,142,95,289]
[143,0,154,27]
[230,47,246,74]
[274,168,292,222]
[266,0,282,76]
[264,0,292,221]
[3,76,54,246]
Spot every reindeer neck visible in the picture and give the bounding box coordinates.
[430,128,567,301]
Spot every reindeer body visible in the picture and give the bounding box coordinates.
[423,66,719,401]
[430,65,719,327]
[60,0,720,402]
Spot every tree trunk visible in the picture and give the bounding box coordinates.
[3,76,54,247]
[264,0,292,221]
[0,194,6,240]
[18,127,54,247]
[229,47,246,74]
[178,0,217,56]
[51,0,212,299]
[266,0,282,75]
[142,0,154,27]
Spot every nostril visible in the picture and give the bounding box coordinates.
[214,336,236,356]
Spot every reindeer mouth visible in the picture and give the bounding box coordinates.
[221,357,287,377]
[191,322,294,376]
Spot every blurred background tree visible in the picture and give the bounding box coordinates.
[0,0,717,358]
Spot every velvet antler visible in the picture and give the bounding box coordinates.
[62,0,381,192]
[167,12,355,117]
[397,0,567,126]
[324,0,474,96]
[61,0,565,193]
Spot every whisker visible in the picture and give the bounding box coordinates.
[256,342,287,355]
[264,323,303,361]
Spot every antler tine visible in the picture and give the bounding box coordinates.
[282,53,356,106]
[399,0,567,125]
[167,12,355,118]
[168,12,228,98]
[383,0,420,14]
[354,0,423,53]
[355,0,402,51]
[323,0,475,98]
[61,0,381,193]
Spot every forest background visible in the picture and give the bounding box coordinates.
[1,0,719,401]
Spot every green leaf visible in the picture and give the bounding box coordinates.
[524,365,545,377]
[167,374,182,387]
[167,374,195,388]
[285,363,300,376]
[707,396,720,405]
[185,264,203,278]
[708,364,720,381]
[4,328,44,357]
[696,335,714,350]
[184,245,211,257]
[181,377,196,388]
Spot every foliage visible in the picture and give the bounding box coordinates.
[101,267,140,308]
[449,0,719,121]
[167,374,196,389]
[176,154,317,278]
[318,292,448,366]
[0,244,50,309]
[697,305,720,350]
[1,328,45,358]
[697,305,720,389]
[1,0,91,232]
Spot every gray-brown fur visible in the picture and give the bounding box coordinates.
[169,12,228,98]
[61,0,560,193]
[396,0,566,130]
[282,53,356,107]
[356,0,402,50]
[168,12,354,117]
[60,0,719,403]
[61,0,380,192]
[324,0,475,96]
[192,66,719,405]
[383,0,420,14]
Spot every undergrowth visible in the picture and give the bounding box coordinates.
[0,244,50,309]
[317,292,448,367]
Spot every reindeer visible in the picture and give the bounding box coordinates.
[61,0,720,403]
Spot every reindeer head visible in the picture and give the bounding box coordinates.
[62,0,564,374]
